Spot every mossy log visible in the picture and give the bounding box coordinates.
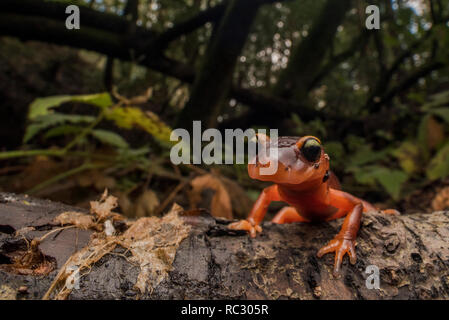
[1,192,449,300]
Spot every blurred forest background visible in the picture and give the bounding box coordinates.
[0,0,448,219]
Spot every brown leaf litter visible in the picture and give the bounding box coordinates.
[432,186,449,211]
[189,174,233,219]
[53,189,124,231]
[43,190,191,299]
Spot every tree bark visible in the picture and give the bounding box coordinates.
[1,192,449,300]
[1,0,155,38]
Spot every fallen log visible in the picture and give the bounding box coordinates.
[1,192,449,300]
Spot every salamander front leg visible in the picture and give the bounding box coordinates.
[228,184,280,237]
[271,207,309,224]
[317,203,362,276]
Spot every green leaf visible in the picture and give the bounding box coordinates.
[417,114,431,160]
[104,106,173,145]
[28,93,113,120]
[323,141,345,169]
[352,167,377,185]
[350,145,390,166]
[374,169,408,201]
[23,113,95,143]
[117,147,150,161]
[392,141,420,174]
[91,129,129,149]
[246,189,261,202]
[426,142,449,180]
[44,125,84,139]
[73,93,113,109]
[28,96,73,120]
[421,90,449,111]
[429,107,449,124]
[351,166,408,200]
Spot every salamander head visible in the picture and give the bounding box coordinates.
[248,135,330,186]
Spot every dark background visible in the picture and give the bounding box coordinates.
[0,0,448,217]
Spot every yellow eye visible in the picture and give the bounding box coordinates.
[301,138,321,162]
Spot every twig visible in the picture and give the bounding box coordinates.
[26,162,107,195]
[37,226,76,243]
[155,178,191,215]
[63,110,106,153]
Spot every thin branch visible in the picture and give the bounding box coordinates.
[274,0,352,101]
[0,1,333,124]
[153,2,228,50]
[309,30,371,89]
[26,162,106,195]
[1,0,156,38]
[366,13,449,111]
[104,56,115,92]
[372,62,446,108]
[177,0,263,128]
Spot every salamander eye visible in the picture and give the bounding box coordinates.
[301,138,322,162]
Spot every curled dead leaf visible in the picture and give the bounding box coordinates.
[116,190,160,218]
[432,186,449,211]
[90,189,118,221]
[135,190,160,217]
[76,170,116,191]
[54,211,97,230]
[45,203,190,299]
[220,176,254,220]
[119,203,190,293]
[189,174,233,220]
[0,238,56,276]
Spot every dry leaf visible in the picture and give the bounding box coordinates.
[11,156,70,192]
[189,174,233,220]
[432,186,449,211]
[220,176,253,220]
[119,203,190,293]
[116,190,160,217]
[90,189,118,221]
[134,190,160,217]
[45,203,190,299]
[53,211,96,230]
[14,226,35,237]
[116,191,133,216]
[54,190,122,231]
[113,87,153,105]
[0,238,55,276]
[76,170,116,191]
[426,116,445,151]
[104,220,115,236]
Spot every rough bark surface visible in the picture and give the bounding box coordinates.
[1,192,449,300]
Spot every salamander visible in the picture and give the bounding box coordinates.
[228,135,399,275]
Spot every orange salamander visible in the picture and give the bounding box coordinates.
[229,135,399,276]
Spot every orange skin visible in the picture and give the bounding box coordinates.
[229,135,399,276]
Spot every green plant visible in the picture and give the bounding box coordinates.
[0,92,175,194]
[345,90,449,201]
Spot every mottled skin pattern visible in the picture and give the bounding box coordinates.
[229,135,399,276]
